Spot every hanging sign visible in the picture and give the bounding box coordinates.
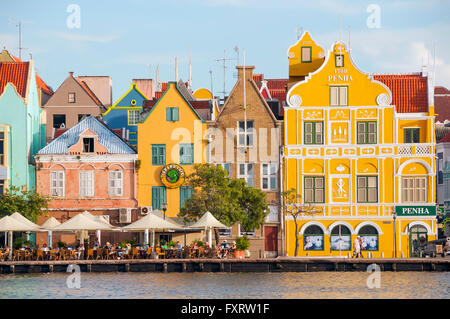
[160,163,185,189]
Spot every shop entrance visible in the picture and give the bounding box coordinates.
[409,225,428,257]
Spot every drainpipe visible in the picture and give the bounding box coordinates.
[279,143,285,257]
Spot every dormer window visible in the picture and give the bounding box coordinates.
[335,55,344,67]
[301,47,312,63]
[83,137,94,153]
[68,92,76,103]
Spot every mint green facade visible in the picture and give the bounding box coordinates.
[0,65,44,191]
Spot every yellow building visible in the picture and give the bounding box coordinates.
[137,82,208,221]
[283,32,436,258]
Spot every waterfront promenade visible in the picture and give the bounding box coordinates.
[1,257,449,273]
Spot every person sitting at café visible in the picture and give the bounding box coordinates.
[40,243,50,252]
[216,245,222,259]
[104,242,112,250]
[75,243,85,260]
[161,241,168,250]
[230,242,236,254]
[175,241,183,258]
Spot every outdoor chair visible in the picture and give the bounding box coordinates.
[96,248,104,260]
[49,249,58,261]
[36,250,44,261]
[146,247,152,259]
[131,248,140,259]
[156,247,165,259]
[121,249,131,259]
[198,247,205,258]
[86,249,94,260]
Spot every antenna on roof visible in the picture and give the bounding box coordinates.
[348,25,351,49]
[214,49,235,99]
[8,19,32,60]
[188,52,192,90]
[155,65,160,92]
[234,46,239,66]
[175,56,178,81]
[296,27,302,40]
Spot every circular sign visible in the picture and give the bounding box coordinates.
[160,164,185,188]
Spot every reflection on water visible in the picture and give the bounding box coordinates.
[0,272,449,299]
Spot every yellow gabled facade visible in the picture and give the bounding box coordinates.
[137,82,207,219]
[283,34,436,258]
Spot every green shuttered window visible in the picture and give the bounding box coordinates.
[152,144,166,165]
[180,143,193,165]
[180,186,194,209]
[166,107,179,122]
[152,186,166,210]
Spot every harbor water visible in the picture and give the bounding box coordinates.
[0,272,449,299]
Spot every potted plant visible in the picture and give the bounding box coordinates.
[235,235,250,259]
[168,240,177,248]
[57,240,67,248]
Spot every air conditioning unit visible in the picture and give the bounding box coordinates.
[119,208,132,223]
[140,206,151,215]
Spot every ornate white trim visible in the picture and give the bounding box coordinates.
[327,221,355,235]
[289,95,302,107]
[299,221,329,235]
[354,221,384,235]
[403,221,432,234]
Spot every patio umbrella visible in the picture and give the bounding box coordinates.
[81,211,119,245]
[189,211,228,247]
[40,217,61,248]
[51,213,113,244]
[121,213,183,247]
[10,212,42,243]
[0,215,42,259]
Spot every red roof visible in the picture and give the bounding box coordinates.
[54,128,68,138]
[11,54,53,96]
[435,86,450,95]
[253,74,263,82]
[0,61,29,98]
[373,74,428,113]
[190,100,210,109]
[439,130,450,144]
[76,78,103,106]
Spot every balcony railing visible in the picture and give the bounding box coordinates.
[398,144,432,156]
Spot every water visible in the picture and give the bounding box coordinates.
[0,272,449,299]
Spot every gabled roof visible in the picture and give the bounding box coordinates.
[38,116,136,155]
[76,78,103,107]
[0,61,29,98]
[0,49,53,96]
[253,74,288,117]
[373,73,428,113]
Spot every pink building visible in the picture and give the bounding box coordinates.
[35,116,139,247]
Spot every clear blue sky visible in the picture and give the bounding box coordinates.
[2,0,450,100]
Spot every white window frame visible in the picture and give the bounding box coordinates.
[261,162,278,191]
[109,170,123,197]
[402,176,427,203]
[238,163,254,187]
[217,163,231,177]
[127,110,140,125]
[50,171,65,198]
[330,86,348,106]
[237,120,254,147]
[79,170,95,197]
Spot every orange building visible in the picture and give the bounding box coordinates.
[34,116,139,247]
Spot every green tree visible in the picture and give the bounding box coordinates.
[0,185,49,222]
[179,164,268,245]
[283,188,321,257]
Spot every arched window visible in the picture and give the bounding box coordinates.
[409,225,428,257]
[303,225,324,251]
[358,225,379,251]
[330,225,351,251]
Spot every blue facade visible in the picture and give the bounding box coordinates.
[0,63,43,191]
[102,83,148,146]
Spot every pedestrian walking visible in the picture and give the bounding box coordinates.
[353,236,361,258]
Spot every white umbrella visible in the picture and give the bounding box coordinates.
[189,212,228,247]
[52,213,113,244]
[0,215,42,259]
[40,217,61,248]
[80,211,120,245]
[10,212,42,229]
[122,213,183,247]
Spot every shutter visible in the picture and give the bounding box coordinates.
[330,87,338,106]
[173,107,179,121]
[339,87,348,106]
[166,108,172,121]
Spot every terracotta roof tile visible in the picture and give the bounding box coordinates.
[435,86,450,95]
[11,54,53,96]
[435,93,450,123]
[373,74,428,113]
[0,61,29,98]
[190,100,210,109]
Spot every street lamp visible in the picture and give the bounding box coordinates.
[162,203,167,220]
[393,211,397,258]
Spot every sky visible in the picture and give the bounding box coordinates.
[1,0,450,101]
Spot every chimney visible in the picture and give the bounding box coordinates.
[236,65,255,82]
[69,71,74,77]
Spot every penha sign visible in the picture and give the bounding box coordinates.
[395,206,436,216]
